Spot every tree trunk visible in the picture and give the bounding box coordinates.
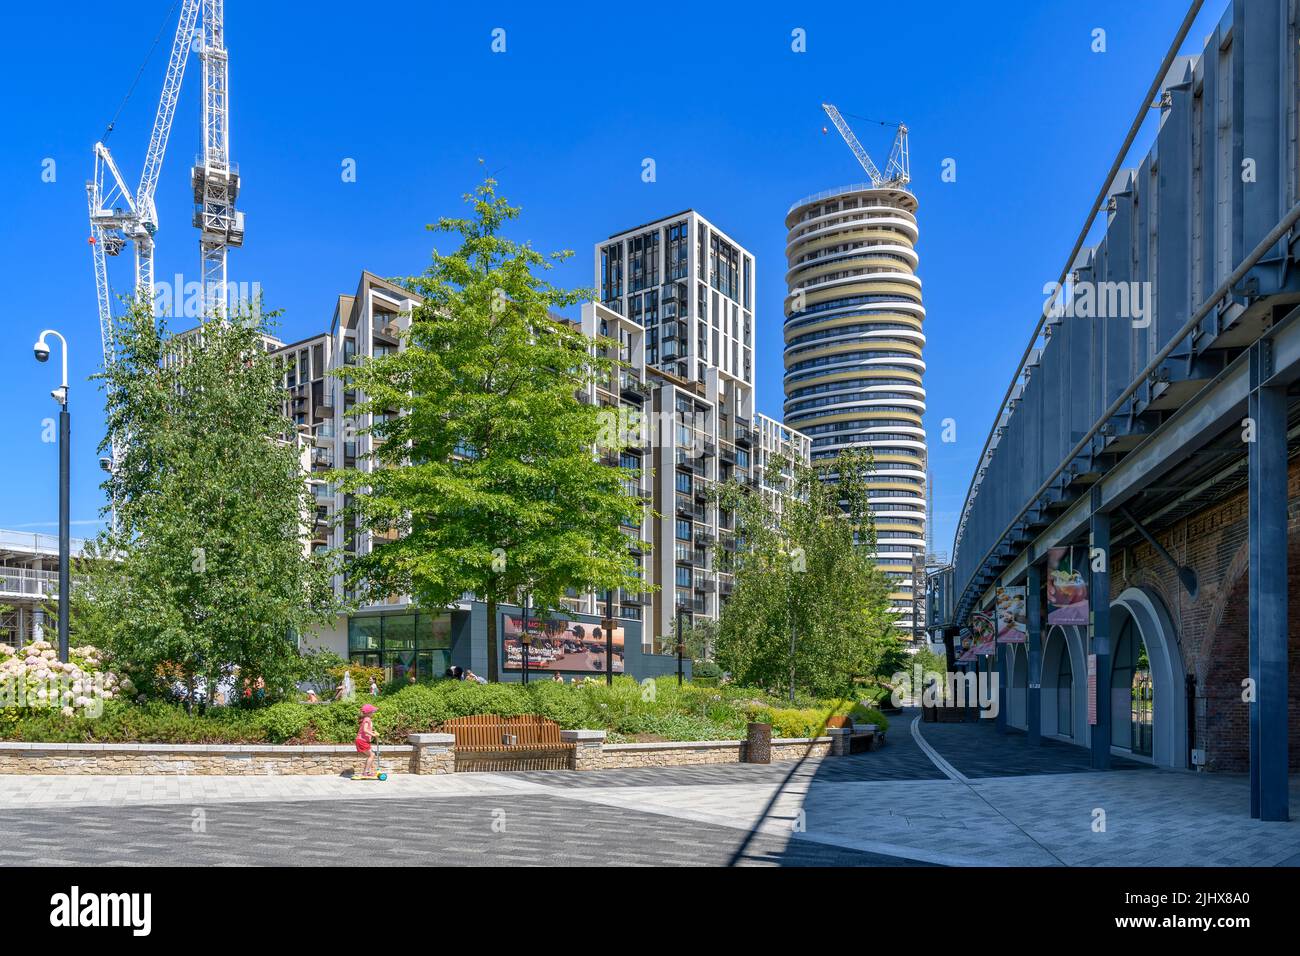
[485,596,499,682]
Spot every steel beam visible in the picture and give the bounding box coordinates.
[997,305,1300,591]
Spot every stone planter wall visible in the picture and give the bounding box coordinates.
[0,742,416,776]
[0,731,849,775]
[564,730,832,770]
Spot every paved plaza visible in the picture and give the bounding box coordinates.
[1,711,1297,866]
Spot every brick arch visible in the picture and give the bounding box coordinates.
[1207,539,1252,654]
[1117,557,1178,624]
[1201,534,1300,773]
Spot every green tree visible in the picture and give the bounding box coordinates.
[713,448,899,699]
[335,178,648,681]
[95,301,342,705]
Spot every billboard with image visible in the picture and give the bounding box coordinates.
[995,587,1027,643]
[1046,547,1089,625]
[503,614,625,673]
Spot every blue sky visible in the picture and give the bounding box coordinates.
[0,0,1226,553]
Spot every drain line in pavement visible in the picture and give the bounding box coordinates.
[911,715,1067,866]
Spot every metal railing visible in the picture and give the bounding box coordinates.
[0,530,87,558]
[786,183,883,217]
[0,567,86,598]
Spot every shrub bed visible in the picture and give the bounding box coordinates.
[0,677,887,745]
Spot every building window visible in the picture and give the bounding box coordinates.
[601,242,623,304]
[676,519,691,541]
[348,612,453,683]
[667,221,689,280]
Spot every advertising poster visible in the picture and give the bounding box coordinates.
[956,628,976,663]
[503,614,625,673]
[971,612,997,656]
[995,586,1028,643]
[1046,546,1089,625]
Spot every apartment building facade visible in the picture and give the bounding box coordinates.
[595,212,812,646]
[782,186,928,633]
[274,272,680,681]
[276,210,812,674]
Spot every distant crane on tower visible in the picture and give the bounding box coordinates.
[821,102,910,190]
[87,0,245,377]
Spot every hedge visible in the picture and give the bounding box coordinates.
[0,677,887,745]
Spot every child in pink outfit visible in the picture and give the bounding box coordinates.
[356,703,378,777]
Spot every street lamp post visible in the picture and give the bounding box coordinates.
[34,329,70,663]
[676,607,688,687]
[603,589,616,686]
[789,591,797,705]
[520,593,531,686]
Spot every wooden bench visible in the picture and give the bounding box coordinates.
[824,715,885,753]
[437,715,575,771]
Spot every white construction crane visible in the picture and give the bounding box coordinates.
[193,0,244,320]
[821,102,910,190]
[87,0,244,374]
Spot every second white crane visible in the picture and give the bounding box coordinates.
[821,102,910,190]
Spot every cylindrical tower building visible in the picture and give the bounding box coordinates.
[782,184,927,630]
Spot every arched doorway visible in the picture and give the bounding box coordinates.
[1106,588,1187,768]
[1040,624,1089,743]
[1111,616,1153,757]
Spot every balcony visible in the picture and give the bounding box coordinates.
[695,530,715,548]
[619,374,649,403]
[0,567,64,599]
[373,317,400,343]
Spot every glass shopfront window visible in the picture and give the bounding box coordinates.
[348,612,454,683]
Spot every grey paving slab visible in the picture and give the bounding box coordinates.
[0,795,931,867]
[916,717,1150,778]
[0,707,1295,867]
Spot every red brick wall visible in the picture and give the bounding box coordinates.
[1107,458,1300,772]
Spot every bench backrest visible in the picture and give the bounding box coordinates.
[438,714,566,748]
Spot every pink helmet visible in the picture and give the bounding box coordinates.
[361,703,377,715]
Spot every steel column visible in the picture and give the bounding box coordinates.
[996,642,1008,733]
[1026,562,1043,745]
[1248,341,1288,821]
[1090,505,1111,770]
